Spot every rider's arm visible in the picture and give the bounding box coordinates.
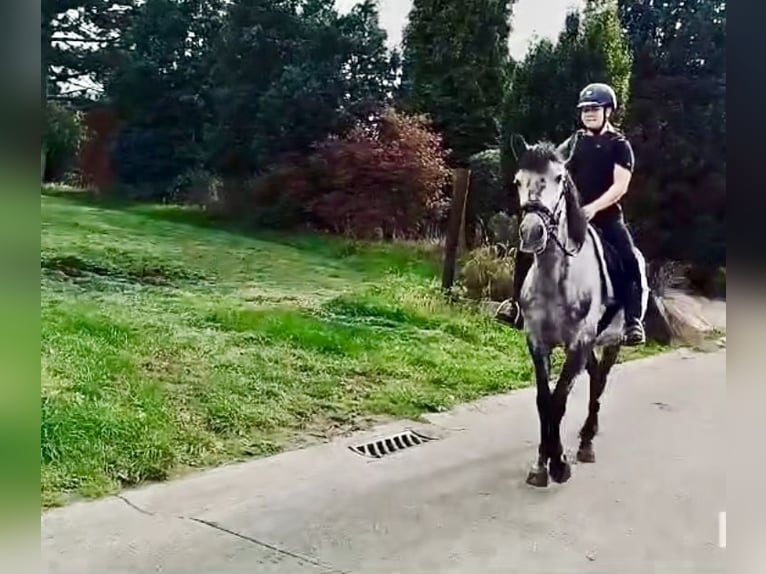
[584,136,635,213]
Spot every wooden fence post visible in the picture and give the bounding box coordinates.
[441,167,471,292]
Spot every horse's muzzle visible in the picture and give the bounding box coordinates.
[519,213,548,254]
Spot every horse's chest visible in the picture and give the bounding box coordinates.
[524,288,589,343]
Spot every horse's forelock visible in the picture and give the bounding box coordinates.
[517,140,586,248]
[517,141,564,174]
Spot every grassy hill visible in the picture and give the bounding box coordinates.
[41,191,536,507]
[40,190,663,507]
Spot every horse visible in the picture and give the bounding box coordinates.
[510,136,648,488]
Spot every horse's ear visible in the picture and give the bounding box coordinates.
[510,134,529,160]
[557,132,580,164]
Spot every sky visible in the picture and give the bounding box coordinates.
[336,0,586,59]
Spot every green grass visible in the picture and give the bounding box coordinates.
[40,190,666,508]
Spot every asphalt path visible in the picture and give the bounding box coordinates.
[42,348,725,574]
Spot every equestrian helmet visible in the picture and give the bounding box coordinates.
[577,83,618,110]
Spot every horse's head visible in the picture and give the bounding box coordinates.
[510,136,585,255]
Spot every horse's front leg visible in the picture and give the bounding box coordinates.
[578,344,620,463]
[526,337,552,488]
[548,342,592,484]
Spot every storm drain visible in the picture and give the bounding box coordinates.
[349,429,436,459]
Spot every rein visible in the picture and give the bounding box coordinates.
[520,188,582,257]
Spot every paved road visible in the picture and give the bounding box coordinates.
[42,349,725,574]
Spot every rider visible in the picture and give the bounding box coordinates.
[497,82,647,346]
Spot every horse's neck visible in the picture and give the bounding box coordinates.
[534,246,566,281]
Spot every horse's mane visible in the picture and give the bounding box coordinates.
[518,141,588,249]
[563,171,587,248]
[518,141,561,174]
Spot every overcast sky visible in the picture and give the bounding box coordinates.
[336,0,585,59]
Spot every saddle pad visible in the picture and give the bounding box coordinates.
[587,224,623,303]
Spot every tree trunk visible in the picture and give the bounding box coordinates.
[41,22,51,183]
[463,191,477,250]
[441,168,471,292]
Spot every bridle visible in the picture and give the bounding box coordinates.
[520,176,582,258]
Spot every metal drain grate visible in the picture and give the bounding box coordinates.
[349,429,436,459]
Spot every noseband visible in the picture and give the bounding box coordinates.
[520,187,581,257]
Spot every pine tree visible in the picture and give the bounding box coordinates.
[400,0,516,166]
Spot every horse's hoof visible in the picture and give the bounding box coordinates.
[526,467,549,488]
[577,444,596,463]
[549,457,572,483]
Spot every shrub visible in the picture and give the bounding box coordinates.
[646,259,726,300]
[686,264,727,299]
[247,108,452,238]
[215,165,316,229]
[169,168,223,208]
[646,259,691,296]
[244,165,308,229]
[714,267,726,299]
[214,108,451,237]
[44,102,87,182]
[487,211,519,248]
[467,148,509,240]
[109,124,202,201]
[214,160,309,229]
[458,245,515,302]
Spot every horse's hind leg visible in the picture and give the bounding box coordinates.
[577,345,620,463]
[576,351,601,463]
[526,338,552,488]
[548,343,591,484]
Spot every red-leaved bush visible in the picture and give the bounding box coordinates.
[251,108,452,239]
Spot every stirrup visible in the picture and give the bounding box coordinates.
[495,299,523,329]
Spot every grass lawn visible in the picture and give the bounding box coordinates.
[40,189,665,508]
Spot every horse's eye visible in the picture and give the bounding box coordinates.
[555,174,563,184]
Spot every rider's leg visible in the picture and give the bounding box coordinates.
[596,214,647,345]
[495,249,533,328]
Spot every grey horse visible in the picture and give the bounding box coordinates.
[510,137,648,487]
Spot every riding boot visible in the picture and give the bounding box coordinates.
[495,250,533,329]
[623,282,646,346]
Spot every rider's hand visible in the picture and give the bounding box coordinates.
[582,203,598,221]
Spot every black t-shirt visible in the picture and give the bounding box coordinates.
[565,128,635,224]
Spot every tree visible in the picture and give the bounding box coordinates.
[399,0,516,166]
[207,0,396,179]
[43,101,87,182]
[500,0,632,212]
[42,1,143,105]
[618,0,725,78]
[102,0,225,197]
[617,0,725,269]
[42,0,136,177]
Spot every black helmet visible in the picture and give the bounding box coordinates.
[577,83,617,110]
